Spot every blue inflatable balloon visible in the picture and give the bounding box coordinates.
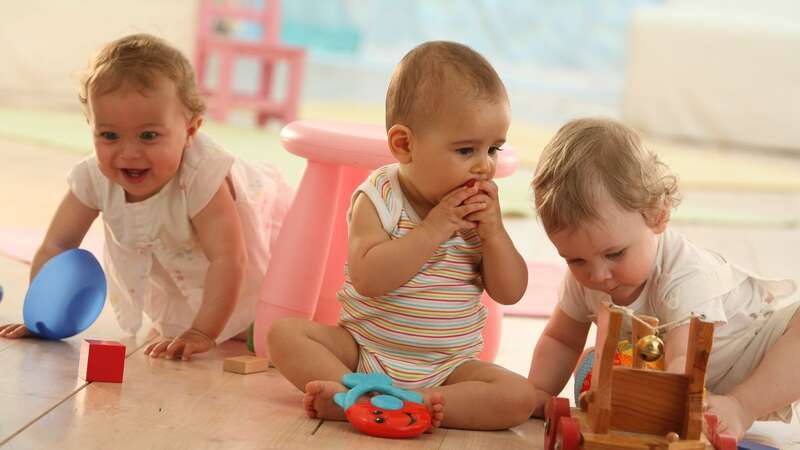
[23,249,106,340]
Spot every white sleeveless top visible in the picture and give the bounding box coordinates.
[67,133,291,342]
[558,227,797,383]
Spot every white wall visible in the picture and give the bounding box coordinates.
[0,0,197,110]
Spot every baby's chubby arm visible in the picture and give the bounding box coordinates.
[528,306,591,417]
[145,181,246,360]
[347,184,485,298]
[463,180,526,304]
[0,190,98,338]
[33,190,100,281]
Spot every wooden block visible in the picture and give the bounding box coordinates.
[223,355,269,374]
[78,339,126,383]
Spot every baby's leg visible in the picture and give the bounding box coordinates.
[423,360,535,430]
[710,307,800,439]
[268,318,359,420]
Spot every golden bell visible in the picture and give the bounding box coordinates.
[636,334,664,362]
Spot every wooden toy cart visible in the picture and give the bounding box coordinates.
[543,302,737,450]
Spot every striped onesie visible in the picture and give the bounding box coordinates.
[338,164,488,389]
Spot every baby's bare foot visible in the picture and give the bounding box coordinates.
[706,394,754,440]
[422,391,445,430]
[304,380,348,420]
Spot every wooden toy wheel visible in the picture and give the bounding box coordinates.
[544,397,571,450]
[555,416,581,450]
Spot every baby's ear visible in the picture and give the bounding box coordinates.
[184,115,203,147]
[187,115,203,137]
[645,207,670,234]
[387,124,413,164]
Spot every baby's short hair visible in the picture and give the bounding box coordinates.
[532,117,680,233]
[79,33,205,116]
[385,41,507,131]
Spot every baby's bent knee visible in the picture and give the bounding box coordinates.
[267,317,306,343]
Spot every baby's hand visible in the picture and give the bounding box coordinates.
[462,180,503,239]
[144,328,216,361]
[0,323,31,339]
[420,182,486,243]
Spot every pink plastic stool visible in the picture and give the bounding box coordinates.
[254,121,520,362]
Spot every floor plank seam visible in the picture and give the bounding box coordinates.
[0,336,150,447]
[125,336,157,358]
[435,430,448,449]
[0,381,91,447]
[311,420,323,435]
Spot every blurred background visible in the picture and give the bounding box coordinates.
[0,0,799,407]
[1,0,799,218]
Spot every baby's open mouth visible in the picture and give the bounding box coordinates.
[122,168,149,179]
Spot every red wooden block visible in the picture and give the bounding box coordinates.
[78,339,126,383]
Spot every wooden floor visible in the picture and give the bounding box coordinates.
[1,137,799,448]
[0,252,548,449]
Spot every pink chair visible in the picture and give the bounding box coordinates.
[254,121,520,362]
[194,0,305,126]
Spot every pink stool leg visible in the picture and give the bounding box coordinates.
[254,161,342,356]
[312,166,369,325]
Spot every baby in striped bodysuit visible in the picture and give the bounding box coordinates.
[268,40,534,431]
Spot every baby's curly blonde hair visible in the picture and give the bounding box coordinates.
[79,33,205,117]
[532,117,680,233]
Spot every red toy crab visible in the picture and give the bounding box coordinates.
[334,373,431,439]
